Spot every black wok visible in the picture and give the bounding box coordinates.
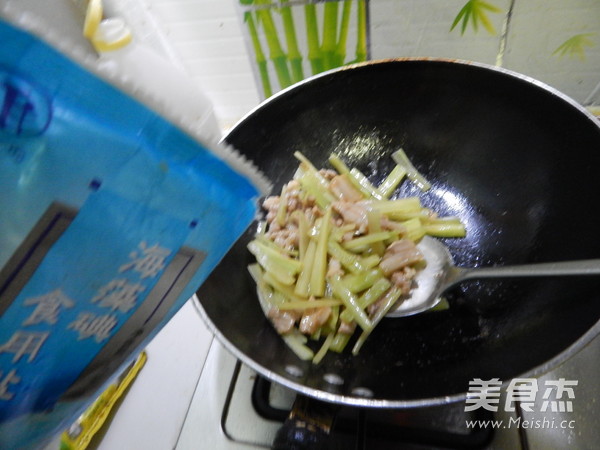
[195,59,600,407]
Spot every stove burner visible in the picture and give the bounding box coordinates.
[251,375,496,450]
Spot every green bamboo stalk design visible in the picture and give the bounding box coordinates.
[254,0,293,90]
[333,0,352,67]
[305,2,324,75]
[241,0,369,96]
[321,1,339,70]
[355,0,368,62]
[279,1,304,83]
[243,10,273,98]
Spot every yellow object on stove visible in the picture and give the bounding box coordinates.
[82,0,102,39]
[60,352,147,450]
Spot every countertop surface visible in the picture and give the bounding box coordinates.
[100,305,600,450]
[39,298,599,450]
[44,300,214,450]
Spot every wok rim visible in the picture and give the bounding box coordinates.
[198,57,600,408]
[229,57,600,139]
[192,293,600,408]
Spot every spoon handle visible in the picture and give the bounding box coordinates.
[457,259,600,284]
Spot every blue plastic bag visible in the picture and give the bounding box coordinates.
[0,17,262,449]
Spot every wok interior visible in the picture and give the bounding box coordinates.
[198,60,600,404]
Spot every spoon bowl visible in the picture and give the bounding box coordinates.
[388,236,600,317]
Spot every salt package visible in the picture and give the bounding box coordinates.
[0,11,267,449]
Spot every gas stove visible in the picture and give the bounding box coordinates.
[175,330,599,449]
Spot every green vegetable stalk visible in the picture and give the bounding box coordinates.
[369,198,423,219]
[342,268,383,293]
[292,210,310,259]
[328,153,351,175]
[378,165,407,198]
[343,231,394,252]
[247,240,302,285]
[330,331,352,352]
[294,239,317,296]
[424,218,467,238]
[312,332,335,364]
[279,1,304,82]
[339,277,390,323]
[248,149,469,363]
[329,153,382,198]
[304,2,324,75]
[329,274,373,332]
[349,167,384,199]
[295,151,334,208]
[402,217,426,242]
[310,207,333,297]
[275,184,288,226]
[366,209,385,255]
[392,148,432,191]
[352,286,402,355]
[283,332,314,360]
[254,0,293,90]
[327,240,365,273]
[263,272,309,304]
[243,11,272,98]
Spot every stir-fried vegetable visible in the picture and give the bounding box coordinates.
[248,150,465,363]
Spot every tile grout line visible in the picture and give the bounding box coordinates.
[496,0,517,68]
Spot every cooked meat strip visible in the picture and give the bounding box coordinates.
[367,298,384,316]
[337,320,357,335]
[319,169,338,180]
[332,201,368,233]
[267,307,300,334]
[379,239,424,275]
[263,222,305,254]
[391,266,417,292]
[262,196,280,223]
[299,306,332,335]
[380,217,407,232]
[329,175,363,202]
[327,257,344,278]
[282,180,303,213]
[267,225,299,252]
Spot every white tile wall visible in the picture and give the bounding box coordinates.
[5,0,599,131]
[503,0,600,103]
[369,0,511,65]
[131,0,261,130]
[114,0,600,128]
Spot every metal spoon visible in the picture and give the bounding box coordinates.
[387,236,600,317]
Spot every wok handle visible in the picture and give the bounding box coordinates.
[455,259,600,285]
[272,395,337,450]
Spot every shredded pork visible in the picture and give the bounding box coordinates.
[250,151,467,361]
[329,175,363,202]
[337,320,357,335]
[260,161,430,341]
[299,305,332,335]
[267,307,301,334]
[379,239,424,275]
[332,201,369,233]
